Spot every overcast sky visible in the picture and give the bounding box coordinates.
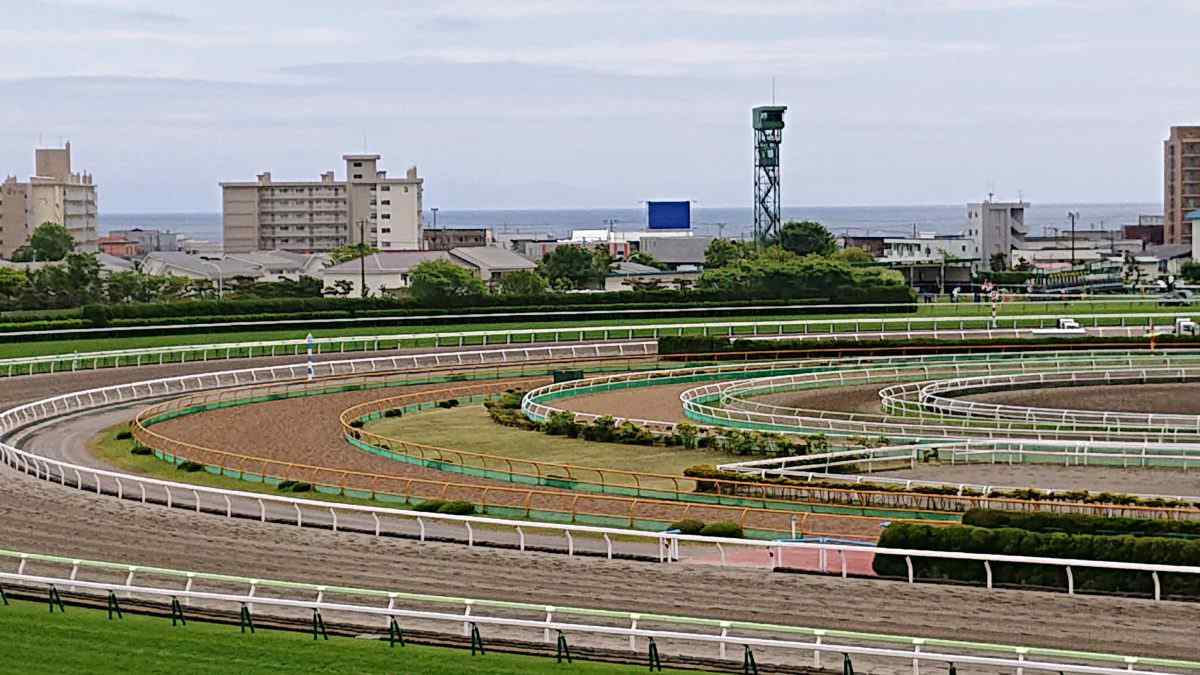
[0,0,1196,211]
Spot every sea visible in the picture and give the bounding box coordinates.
[98,203,1161,244]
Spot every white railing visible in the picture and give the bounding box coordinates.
[3,309,1194,377]
[1,549,1193,674]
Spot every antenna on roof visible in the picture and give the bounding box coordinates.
[771,76,776,105]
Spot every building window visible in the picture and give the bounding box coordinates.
[381,186,390,191]
[403,186,409,193]
[382,214,391,219]
[381,227,391,233]
[381,200,390,205]
[353,174,363,179]
[353,161,362,167]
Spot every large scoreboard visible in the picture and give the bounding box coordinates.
[647,201,691,230]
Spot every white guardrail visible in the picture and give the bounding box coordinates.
[3,309,1196,377]
[1,550,1195,674]
[3,345,1200,603]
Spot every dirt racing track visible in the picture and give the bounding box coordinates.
[5,337,1200,673]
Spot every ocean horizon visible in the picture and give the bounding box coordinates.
[99,202,1162,245]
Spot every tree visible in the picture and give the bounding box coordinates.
[0,268,28,308]
[24,252,102,308]
[704,239,752,269]
[776,221,836,257]
[407,260,486,304]
[628,251,667,270]
[26,222,74,261]
[323,279,355,297]
[497,269,549,295]
[832,246,874,263]
[1181,261,1200,283]
[327,243,379,266]
[537,244,607,290]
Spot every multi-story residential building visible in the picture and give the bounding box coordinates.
[1164,126,1200,246]
[0,143,98,258]
[221,154,423,254]
[966,199,1028,269]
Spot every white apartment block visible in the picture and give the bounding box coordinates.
[966,199,1028,269]
[221,153,423,254]
[0,143,98,259]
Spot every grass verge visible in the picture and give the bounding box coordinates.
[0,597,671,674]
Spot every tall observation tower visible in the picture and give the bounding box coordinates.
[752,105,786,244]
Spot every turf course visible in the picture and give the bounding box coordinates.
[0,298,1180,360]
[0,597,674,674]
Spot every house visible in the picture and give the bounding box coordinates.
[321,246,537,296]
[141,252,265,281]
[637,236,712,270]
[1139,244,1192,277]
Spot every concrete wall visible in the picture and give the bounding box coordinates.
[0,180,28,259]
[222,185,259,253]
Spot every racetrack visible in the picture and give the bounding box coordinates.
[4,348,1200,665]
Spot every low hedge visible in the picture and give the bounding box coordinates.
[410,499,475,515]
[659,333,1200,357]
[175,461,204,473]
[681,465,1197,510]
[874,523,1200,596]
[669,519,705,535]
[699,522,744,538]
[963,509,1200,538]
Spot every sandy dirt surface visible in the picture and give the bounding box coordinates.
[884,462,1200,496]
[1,473,1197,661]
[556,382,695,424]
[754,384,887,415]
[962,382,1200,415]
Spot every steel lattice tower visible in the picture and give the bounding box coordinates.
[752,106,786,244]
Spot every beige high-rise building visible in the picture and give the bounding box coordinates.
[0,143,99,259]
[1164,126,1200,246]
[221,154,423,254]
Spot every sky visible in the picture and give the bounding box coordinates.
[0,0,1196,212]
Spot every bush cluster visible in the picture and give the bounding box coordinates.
[175,460,204,473]
[963,509,1200,538]
[276,480,313,493]
[114,429,133,440]
[411,499,476,515]
[874,522,1200,597]
[667,519,744,538]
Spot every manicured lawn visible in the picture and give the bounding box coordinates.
[368,405,724,487]
[0,298,1174,360]
[0,597,671,674]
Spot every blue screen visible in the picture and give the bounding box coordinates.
[647,201,691,230]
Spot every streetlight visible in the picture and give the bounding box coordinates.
[198,257,223,300]
[356,219,368,298]
[1067,211,1080,267]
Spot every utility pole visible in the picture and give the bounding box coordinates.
[357,219,368,298]
[1068,211,1080,267]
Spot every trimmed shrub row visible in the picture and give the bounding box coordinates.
[411,499,476,515]
[668,519,745,538]
[681,465,1196,510]
[658,333,1200,357]
[874,523,1200,597]
[276,480,313,493]
[963,509,1200,538]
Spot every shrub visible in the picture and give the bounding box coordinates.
[874,523,1200,597]
[175,460,204,473]
[699,522,744,538]
[962,509,1200,538]
[412,499,447,512]
[543,411,581,437]
[289,482,312,493]
[435,399,460,409]
[436,501,476,515]
[383,408,404,418]
[674,423,701,449]
[114,429,133,440]
[581,416,618,442]
[669,519,705,535]
[277,480,297,491]
[130,446,153,456]
[349,419,365,429]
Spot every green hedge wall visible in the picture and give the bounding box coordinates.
[963,509,1200,538]
[874,523,1200,597]
[658,333,1200,356]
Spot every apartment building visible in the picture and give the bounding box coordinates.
[1164,126,1200,246]
[966,199,1028,269]
[221,154,423,254]
[0,143,98,258]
